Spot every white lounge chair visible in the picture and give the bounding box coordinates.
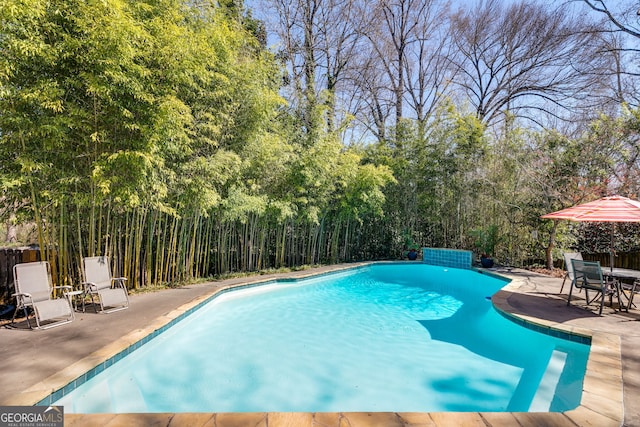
[82,256,129,313]
[560,252,582,293]
[11,261,74,330]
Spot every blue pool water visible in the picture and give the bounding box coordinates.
[54,263,589,413]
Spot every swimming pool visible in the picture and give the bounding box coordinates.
[53,263,589,413]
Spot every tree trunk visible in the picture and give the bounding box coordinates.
[545,221,559,270]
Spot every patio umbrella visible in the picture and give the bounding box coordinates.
[541,195,640,270]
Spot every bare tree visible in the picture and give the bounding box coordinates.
[265,0,319,136]
[266,0,363,134]
[448,0,606,127]
[357,0,442,136]
[261,0,626,141]
[586,32,640,108]
[573,0,640,107]
[316,0,362,130]
[577,0,640,38]
[344,51,395,142]
[402,1,453,128]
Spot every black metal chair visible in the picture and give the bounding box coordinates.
[568,259,619,315]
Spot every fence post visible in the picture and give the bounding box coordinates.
[0,249,22,308]
[0,249,8,304]
[9,248,21,291]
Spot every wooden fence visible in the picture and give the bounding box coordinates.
[0,248,40,307]
[583,252,640,270]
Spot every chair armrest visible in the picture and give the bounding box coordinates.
[112,277,128,288]
[53,285,73,291]
[82,281,98,291]
[12,292,34,305]
[12,292,32,298]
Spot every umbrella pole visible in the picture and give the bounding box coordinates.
[610,223,615,272]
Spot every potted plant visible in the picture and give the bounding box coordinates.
[480,252,494,268]
[402,233,420,260]
[471,225,499,268]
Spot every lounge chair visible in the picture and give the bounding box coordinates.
[82,256,129,313]
[560,252,582,293]
[567,259,619,315]
[11,261,74,330]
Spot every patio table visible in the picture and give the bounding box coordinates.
[604,268,640,311]
[64,289,85,312]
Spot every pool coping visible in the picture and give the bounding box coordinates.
[10,262,624,427]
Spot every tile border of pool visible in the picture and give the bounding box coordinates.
[15,262,623,426]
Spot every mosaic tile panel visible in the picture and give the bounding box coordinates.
[422,248,472,269]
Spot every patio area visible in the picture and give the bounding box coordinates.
[1,264,638,426]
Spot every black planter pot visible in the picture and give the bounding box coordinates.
[480,257,494,268]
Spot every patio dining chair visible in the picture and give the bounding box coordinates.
[82,256,129,313]
[560,252,582,293]
[568,259,619,315]
[11,261,74,330]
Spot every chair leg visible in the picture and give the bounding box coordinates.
[17,306,34,328]
[609,291,614,309]
[609,289,622,310]
[598,295,604,316]
[615,283,624,311]
[628,281,638,310]
[33,306,42,329]
[560,275,568,293]
[567,281,574,306]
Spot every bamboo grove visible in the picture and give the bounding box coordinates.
[0,0,398,291]
[2,0,640,295]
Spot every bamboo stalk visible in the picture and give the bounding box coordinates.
[145,209,156,287]
[202,214,213,278]
[188,211,199,280]
[155,212,167,285]
[97,201,103,257]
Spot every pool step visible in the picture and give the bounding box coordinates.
[528,349,567,411]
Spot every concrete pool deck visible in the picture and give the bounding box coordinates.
[0,263,637,426]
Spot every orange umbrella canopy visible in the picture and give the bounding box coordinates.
[541,195,640,223]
